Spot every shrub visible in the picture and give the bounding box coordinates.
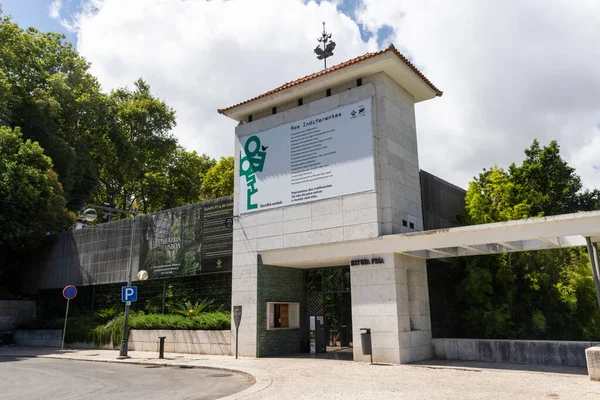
[91,311,231,347]
[129,312,230,330]
[92,313,126,347]
[172,299,214,317]
[95,306,121,323]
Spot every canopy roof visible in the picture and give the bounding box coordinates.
[260,210,600,268]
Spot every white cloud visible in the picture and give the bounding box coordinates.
[48,0,63,19]
[68,0,376,160]
[64,0,600,190]
[357,0,600,189]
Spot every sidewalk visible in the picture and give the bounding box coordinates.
[2,346,600,399]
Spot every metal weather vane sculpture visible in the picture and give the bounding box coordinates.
[314,22,336,69]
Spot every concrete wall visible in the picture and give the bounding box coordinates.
[373,73,422,235]
[0,300,36,331]
[243,73,423,236]
[419,170,466,230]
[432,338,599,367]
[128,330,231,355]
[232,83,381,357]
[257,264,304,357]
[14,329,231,355]
[14,329,62,347]
[232,72,426,358]
[351,254,432,364]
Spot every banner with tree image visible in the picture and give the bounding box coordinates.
[139,198,233,278]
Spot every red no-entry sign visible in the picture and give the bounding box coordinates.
[62,285,77,300]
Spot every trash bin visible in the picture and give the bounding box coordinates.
[339,325,349,347]
[360,328,372,363]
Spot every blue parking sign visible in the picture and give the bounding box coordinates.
[121,286,137,302]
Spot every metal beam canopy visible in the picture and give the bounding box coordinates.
[259,210,600,268]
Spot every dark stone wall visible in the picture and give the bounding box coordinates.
[19,197,233,293]
[419,170,466,230]
[257,263,304,357]
[420,170,467,338]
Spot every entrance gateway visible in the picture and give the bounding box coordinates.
[218,44,600,364]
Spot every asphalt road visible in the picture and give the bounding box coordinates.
[0,357,254,400]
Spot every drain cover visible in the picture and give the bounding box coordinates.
[145,365,164,368]
[208,373,233,378]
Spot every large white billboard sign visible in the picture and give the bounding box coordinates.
[238,99,375,213]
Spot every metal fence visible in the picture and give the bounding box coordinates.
[35,272,232,319]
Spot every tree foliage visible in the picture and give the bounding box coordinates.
[0,12,107,209]
[446,140,600,340]
[93,78,177,213]
[0,126,75,249]
[201,157,234,199]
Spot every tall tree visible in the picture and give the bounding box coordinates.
[0,11,107,209]
[93,79,177,213]
[454,140,600,340]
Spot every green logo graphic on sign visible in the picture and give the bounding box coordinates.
[240,135,268,210]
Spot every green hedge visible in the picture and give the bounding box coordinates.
[129,312,230,330]
[92,312,231,346]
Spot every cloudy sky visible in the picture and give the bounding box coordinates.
[4,0,600,189]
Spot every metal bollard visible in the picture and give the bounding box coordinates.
[158,336,166,359]
[360,328,373,364]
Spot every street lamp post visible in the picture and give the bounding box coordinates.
[79,204,144,360]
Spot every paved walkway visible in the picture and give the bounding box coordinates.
[1,346,599,399]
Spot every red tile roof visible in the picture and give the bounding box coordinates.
[218,44,442,115]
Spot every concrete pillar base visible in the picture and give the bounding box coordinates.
[586,346,600,381]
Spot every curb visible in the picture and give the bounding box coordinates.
[0,350,272,399]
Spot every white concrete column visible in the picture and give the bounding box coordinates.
[351,253,401,364]
[398,254,432,363]
[231,213,259,357]
[350,253,432,364]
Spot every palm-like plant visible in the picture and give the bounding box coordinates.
[172,299,214,317]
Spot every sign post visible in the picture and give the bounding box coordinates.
[121,286,137,303]
[118,285,137,359]
[233,306,242,359]
[61,285,77,354]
